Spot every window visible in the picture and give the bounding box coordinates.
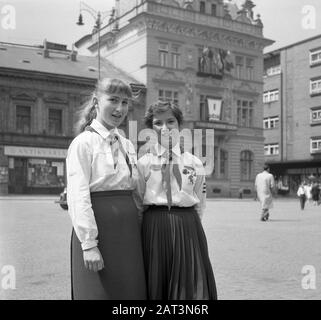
[171,45,180,69]
[27,159,65,187]
[211,147,228,179]
[235,56,244,79]
[159,43,180,69]
[211,4,217,16]
[265,65,281,76]
[246,58,254,80]
[311,108,321,124]
[263,116,279,129]
[212,146,218,178]
[237,99,254,127]
[200,95,208,121]
[310,78,321,95]
[49,108,62,135]
[263,90,279,103]
[240,150,254,181]
[264,143,279,156]
[263,92,270,103]
[159,43,169,67]
[310,138,321,154]
[220,149,228,179]
[16,105,31,134]
[310,49,321,66]
[200,1,205,13]
[159,90,179,105]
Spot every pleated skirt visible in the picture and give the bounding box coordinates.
[71,190,147,300]
[142,206,217,300]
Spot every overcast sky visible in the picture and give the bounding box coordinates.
[0,0,320,53]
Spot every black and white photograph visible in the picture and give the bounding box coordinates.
[0,0,321,304]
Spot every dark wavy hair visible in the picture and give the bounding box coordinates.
[74,78,132,135]
[144,100,183,129]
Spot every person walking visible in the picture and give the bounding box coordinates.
[66,78,146,300]
[311,182,320,206]
[255,164,275,221]
[305,182,312,204]
[136,100,217,300]
[297,182,307,210]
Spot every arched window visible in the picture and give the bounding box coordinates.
[240,150,254,181]
[185,4,194,11]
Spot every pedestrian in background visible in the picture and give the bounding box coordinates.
[255,164,275,221]
[136,100,217,300]
[297,182,307,210]
[66,78,146,300]
[311,182,320,206]
[305,182,312,204]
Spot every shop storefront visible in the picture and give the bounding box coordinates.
[269,161,321,196]
[4,146,67,194]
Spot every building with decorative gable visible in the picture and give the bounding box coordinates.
[76,0,273,197]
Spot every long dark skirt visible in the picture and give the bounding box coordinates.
[142,206,217,300]
[71,190,147,300]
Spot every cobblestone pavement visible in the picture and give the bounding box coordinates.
[0,197,320,300]
[204,198,321,300]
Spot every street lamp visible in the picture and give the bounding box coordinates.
[76,1,116,80]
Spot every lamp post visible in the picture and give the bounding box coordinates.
[76,2,115,80]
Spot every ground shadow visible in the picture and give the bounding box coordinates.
[266,219,301,222]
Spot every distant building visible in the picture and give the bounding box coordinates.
[263,34,321,195]
[76,0,273,197]
[0,40,145,194]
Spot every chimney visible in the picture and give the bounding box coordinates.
[114,0,120,31]
[70,44,77,61]
[43,39,49,58]
[70,50,77,62]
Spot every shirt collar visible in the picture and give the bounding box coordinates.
[153,143,181,158]
[91,119,120,140]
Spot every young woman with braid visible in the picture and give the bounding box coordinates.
[66,78,146,300]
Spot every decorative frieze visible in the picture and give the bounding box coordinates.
[135,17,267,51]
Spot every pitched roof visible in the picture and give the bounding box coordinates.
[0,42,139,84]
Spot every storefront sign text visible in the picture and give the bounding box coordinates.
[4,146,67,159]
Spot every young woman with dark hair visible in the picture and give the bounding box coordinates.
[136,100,217,300]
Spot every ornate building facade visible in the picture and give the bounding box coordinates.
[76,0,273,197]
[0,41,145,194]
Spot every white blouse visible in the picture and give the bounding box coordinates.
[136,143,207,219]
[66,119,137,250]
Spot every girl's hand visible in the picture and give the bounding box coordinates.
[83,247,104,272]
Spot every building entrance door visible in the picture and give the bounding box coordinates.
[8,157,27,194]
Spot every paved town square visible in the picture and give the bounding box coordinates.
[0,196,320,300]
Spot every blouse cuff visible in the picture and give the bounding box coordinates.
[81,239,98,251]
